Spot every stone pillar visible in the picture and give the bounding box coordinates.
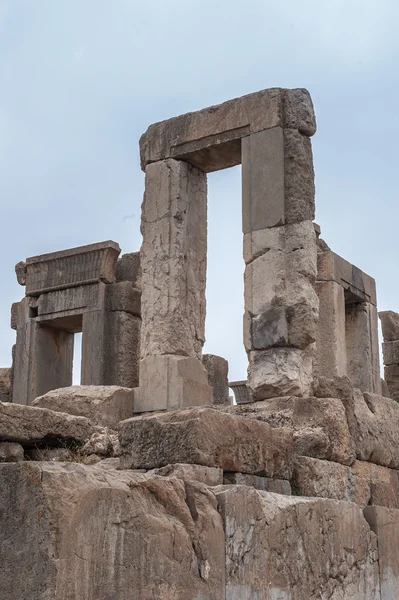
[12,298,74,404]
[81,282,141,388]
[346,302,381,394]
[202,354,230,405]
[380,310,399,401]
[315,280,347,378]
[243,128,318,399]
[137,158,212,412]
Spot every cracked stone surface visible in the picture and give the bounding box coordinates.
[216,485,380,599]
[0,462,225,600]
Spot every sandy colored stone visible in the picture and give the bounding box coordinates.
[119,407,293,478]
[0,441,24,462]
[292,455,351,500]
[32,386,134,429]
[0,462,225,600]
[379,310,399,342]
[226,394,355,465]
[384,364,399,402]
[140,87,316,172]
[0,367,12,402]
[352,460,399,509]
[82,429,120,457]
[0,401,95,445]
[105,281,141,316]
[140,159,207,361]
[318,250,377,305]
[115,251,141,287]
[137,355,212,413]
[350,390,399,469]
[247,346,314,400]
[202,354,230,405]
[216,485,380,599]
[25,240,120,296]
[315,280,347,378]
[223,472,291,495]
[284,128,315,224]
[364,505,399,600]
[345,301,381,395]
[148,463,223,486]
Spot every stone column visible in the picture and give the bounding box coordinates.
[81,282,141,388]
[202,354,230,405]
[12,298,74,404]
[315,280,347,378]
[243,128,318,399]
[380,310,399,400]
[137,158,212,412]
[346,302,381,394]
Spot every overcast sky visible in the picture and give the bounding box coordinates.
[1,0,398,382]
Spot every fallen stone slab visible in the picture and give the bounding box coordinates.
[32,385,134,429]
[119,407,293,479]
[216,485,380,599]
[225,394,355,465]
[148,463,223,486]
[364,505,399,600]
[0,402,96,446]
[0,462,225,600]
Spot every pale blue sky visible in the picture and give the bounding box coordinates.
[1,0,398,381]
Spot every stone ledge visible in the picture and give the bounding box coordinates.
[0,401,96,446]
[119,406,293,479]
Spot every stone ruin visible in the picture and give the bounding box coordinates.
[1,88,399,599]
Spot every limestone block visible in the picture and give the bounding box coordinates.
[364,506,399,600]
[244,221,318,356]
[350,390,399,469]
[37,282,105,320]
[227,394,355,466]
[346,301,381,394]
[315,280,347,378]
[0,367,12,402]
[103,311,141,388]
[284,128,316,224]
[82,429,120,458]
[140,159,207,360]
[115,251,141,287]
[32,386,134,429]
[25,240,120,296]
[292,456,351,500]
[0,463,225,599]
[318,250,377,305]
[15,260,27,285]
[223,472,291,495]
[148,463,223,486]
[0,441,24,462]
[216,486,380,599]
[136,355,212,413]
[0,402,95,445]
[202,354,230,405]
[242,129,315,233]
[242,127,285,231]
[385,364,399,401]
[140,88,316,172]
[379,310,399,342]
[247,346,314,400]
[10,302,18,330]
[381,378,391,398]
[105,281,141,316]
[352,460,399,509]
[382,340,399,365]
[119,407,293,478]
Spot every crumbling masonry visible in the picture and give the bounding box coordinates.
[1,88,399,599]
